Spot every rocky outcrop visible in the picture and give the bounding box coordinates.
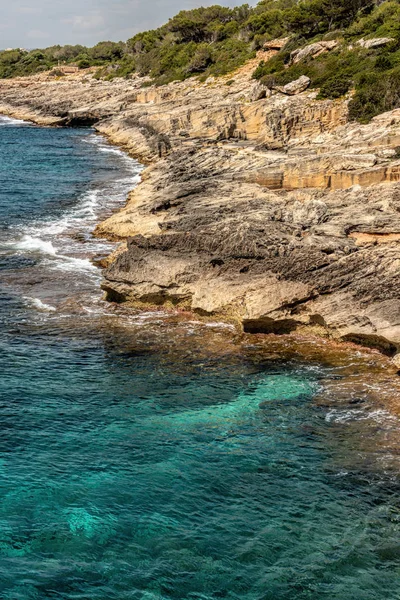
[290,41,338,64]
[275,75,311,95]
[98,148,400,355]
[262,38,290,51]
[248,82,271,102]
[0,59,399,356]
[357,37,395,49]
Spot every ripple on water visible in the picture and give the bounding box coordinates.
[1,118,400,600]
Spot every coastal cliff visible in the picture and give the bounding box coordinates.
[1,53,400,362]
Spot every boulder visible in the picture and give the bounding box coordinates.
[393,354,400,370]
[262,37,290,51]
[248,82,271,102]
[290,41,338,65]
[275,76,311,96]
[358,37,395,49]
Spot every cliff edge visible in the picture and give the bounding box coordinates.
[1,54,399,361]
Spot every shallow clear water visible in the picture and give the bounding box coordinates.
[1,116,400,600]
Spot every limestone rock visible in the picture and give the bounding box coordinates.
[0,62,400,356]
[290,41,338,65]
[358,37,395,49]
[393,354,400,370]
[248,82,271,102]
[262,37,290,51]
[275,76,311,96]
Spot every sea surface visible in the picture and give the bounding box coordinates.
[1,115,400,600]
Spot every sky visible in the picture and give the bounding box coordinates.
[0,0,252,49]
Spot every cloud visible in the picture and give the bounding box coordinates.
[16,6,42,15]
[64,12,106,32]
[1,0,254,48]
[27,29,51,40]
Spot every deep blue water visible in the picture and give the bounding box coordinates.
[1,116,400,600]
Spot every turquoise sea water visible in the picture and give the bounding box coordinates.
[1,116,400,599]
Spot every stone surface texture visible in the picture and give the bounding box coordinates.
[0,48,399,355]
[357,37,395,49]
[275,75,311,95]
[289,41,338,64]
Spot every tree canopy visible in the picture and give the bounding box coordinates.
[2,0,400,120]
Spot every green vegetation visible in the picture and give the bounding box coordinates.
[2,0,400,121]
[0,42,125,78]
[251,0,400,122]
[0,6,254,84]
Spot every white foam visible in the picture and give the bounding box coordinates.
[26,189,101,239]
[186,319,236,330]
[24,297,56,312]
[82,134,138,166]
[82,135,102,146]
[70,189,100,220]
[83,306,117,316]
[99,147,125,156]
[22,166,141,242]
[325,408,399,425]
[51,254,98,273]
[12,234,98,274]
[15,235,57,256]
[6,132,143,315]
[205,322,236,330]
[130,311,170,323]
[0,115,27,127]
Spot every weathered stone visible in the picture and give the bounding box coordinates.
[0,61,399,356]
[275,76,311,96]
[393,354,400,370]
[262,37,290,51]
[358,37,395,49]
[290,41,338,65]
[248,82,271,102]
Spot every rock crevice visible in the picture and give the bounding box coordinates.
[0,65,399,357]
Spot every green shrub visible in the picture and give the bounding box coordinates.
[0,0,400,125]
[317,75,351,99]
[246,9,285,38]
[252,56,286,79]
[349,66,400,121]
[185,44,213,74]
[78,58,91,69]
[209,39,255,76]
[346,1,400,39]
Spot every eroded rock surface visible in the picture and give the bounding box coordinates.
[289,41,338,65]
[357,37,395,49]
[0,59,399,354]
[275,75,311,95]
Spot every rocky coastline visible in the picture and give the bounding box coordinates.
[1,53,400,367]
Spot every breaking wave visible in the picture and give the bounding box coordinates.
[0,115,28,127]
